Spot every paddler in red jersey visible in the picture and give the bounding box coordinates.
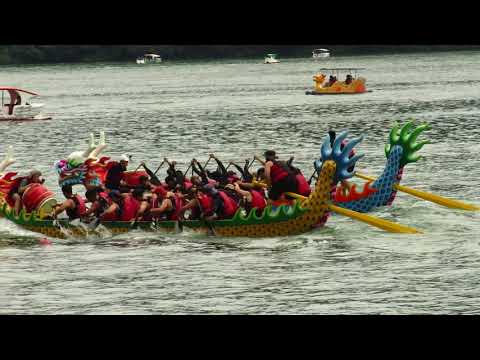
[149,185,183,220]
[233,182,267,216]
[263,150,298,203]
[105,154,130,192]
[51,184,87,221]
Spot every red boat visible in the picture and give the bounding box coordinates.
[0,87,52,121]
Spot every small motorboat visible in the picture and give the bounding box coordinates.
[264,53,280,64]
[312,48,330,59]
[305,68,369,95]
[0,87,51,121]
[136,53,162,64]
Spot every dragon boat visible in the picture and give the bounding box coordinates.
[0,132,372,239]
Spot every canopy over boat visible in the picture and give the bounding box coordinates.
[142,54,161,58]
[0,87,39,96]
[313,49,330,52]
[266,54,277,57]
[317,68,365,71]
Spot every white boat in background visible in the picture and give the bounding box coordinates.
[0,87,51,121]
[312,48,330,59]
[264,54,280,64]
[136,53,162,64]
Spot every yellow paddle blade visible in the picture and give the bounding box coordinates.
[284,192,421,234]
[328,203,422,234]
[355,172,480,211]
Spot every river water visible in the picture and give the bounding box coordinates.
[0,50,479,314]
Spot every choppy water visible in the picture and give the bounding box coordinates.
[0,51,479,314]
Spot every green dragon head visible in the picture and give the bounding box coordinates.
[385,121,431,167]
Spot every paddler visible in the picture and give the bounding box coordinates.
[233,182,267,216]
[131,188,152,222]
[202,184,239,221]
[263,150,298,202]
[83,187,113,221]
[51,184,87,221]
[105,154,130,192]
[149,186,181,220]
[286,158,311,197]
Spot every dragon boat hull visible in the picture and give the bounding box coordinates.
[0,201,178,239]
[0,201,323,239]
[0,161,339,240]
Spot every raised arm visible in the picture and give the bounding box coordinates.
[234,183,252,202]
[141,161,161,186]
[192,159,209,184]
[211,155,227,176]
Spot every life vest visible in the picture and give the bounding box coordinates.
[218,191,239,219]
[295,173,311,197]
[197,193,214,216]
[153,185,168,197]
[66,194,86,220]
[105,162,125,189]
[245,189,267,215]
[250,190,267,210]
[119,195,140,221]
[270,161,290,183]
[183,180,193,190]
[167,195,184,221]
[96,192,113,218]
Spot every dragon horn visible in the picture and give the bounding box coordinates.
[399,122,414,143]
[389,122,401,144]
[6,145,14,162]
[320,134,333,161]
[408,124,431,148]
[89,131,107,159]
[333,131,349,157]
[346,153,365,168]
[339,153,365,181]
[406,153,422,163]
[83,133,96,157]
[342,135,363,159]
[99,130,106,146]
[411,139,431,154]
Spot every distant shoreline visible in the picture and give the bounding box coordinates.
[1,45,479,66]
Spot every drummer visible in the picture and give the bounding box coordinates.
[9,170,44,216]
[105,154,130,192]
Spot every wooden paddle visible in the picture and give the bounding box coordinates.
[354,172,479,211]
[285,192,422,234]
[246,157,256,171]
[153,160,166,175]
[254,155,266,166]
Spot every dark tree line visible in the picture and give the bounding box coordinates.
[0,45,477,65]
